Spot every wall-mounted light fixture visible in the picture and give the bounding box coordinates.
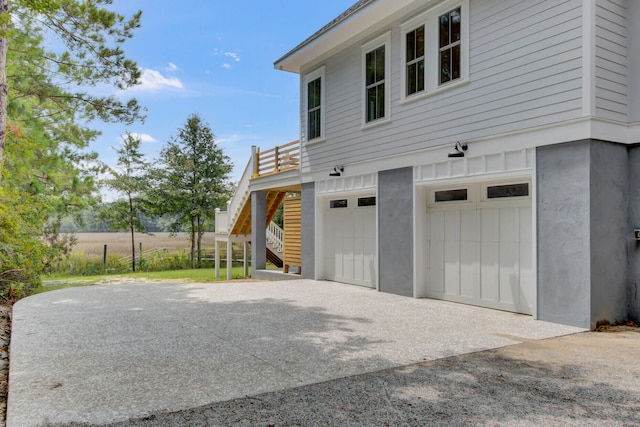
[329,165,344,177]
[448,142,468,158]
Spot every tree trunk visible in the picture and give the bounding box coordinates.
[0,0,9,172]
[129,194,136,272]
[190,215,196,269]
[196,215,202,264]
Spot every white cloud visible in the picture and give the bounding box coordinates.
[119,133,156,143]
[165,62,178,71]
[213,49,241,68]
[130,68,184,93]
[224,52,241,62]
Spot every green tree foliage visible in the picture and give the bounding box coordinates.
[149,114,233,268]
[0,0,144,168]
[100,133,149,272]
[0,186,51,297]
[0,0,144,295]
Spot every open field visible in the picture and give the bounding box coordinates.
[68,232,218,259]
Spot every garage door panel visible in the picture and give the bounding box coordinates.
[324,197,377,288]
[480,241,499,301]
[481,209,499,243]
[499,241,519,304]
[428,239,445,294]
[499,208,520,244]
[426,180,533,315]
[429,210,445,241]
[460,243,478,298]
[444,240,460,296]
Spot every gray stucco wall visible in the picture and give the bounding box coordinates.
[628,147,640,321]
[251,190,267,272]
[589,141,628,326]
[378,167,413,297]
[537,141,592,327]
[537,140,630,329]
[301,182,315,279]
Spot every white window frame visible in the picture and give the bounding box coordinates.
[302,66,325,144]
[361,32,391,128]
[400,0,469,104]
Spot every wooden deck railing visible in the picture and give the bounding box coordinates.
[253,140,300,178]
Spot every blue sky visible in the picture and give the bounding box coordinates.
[91,1,355,186]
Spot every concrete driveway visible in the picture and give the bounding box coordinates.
[7,279,583,426]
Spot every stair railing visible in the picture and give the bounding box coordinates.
[266,221,284,254]
[226,155,254,233]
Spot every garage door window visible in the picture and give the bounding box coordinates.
[330,199,348,208]
[487,183,529,199]
[357,196,376,207]
[435,188,467,202]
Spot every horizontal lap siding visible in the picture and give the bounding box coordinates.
[595,0,628,121]
[300,0,584,172]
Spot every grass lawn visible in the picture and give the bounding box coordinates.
[39,267,252,294]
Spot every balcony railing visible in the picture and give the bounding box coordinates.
[253,140,300,178]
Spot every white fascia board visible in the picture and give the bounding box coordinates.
[249,169,302,192]
[275,0,417,74]
[299,118,640,183]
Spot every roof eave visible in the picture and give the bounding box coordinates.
[274,0,416,74]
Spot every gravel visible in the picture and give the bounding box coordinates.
[56,327,640,427]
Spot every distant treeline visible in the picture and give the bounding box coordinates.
[59,204,196,233]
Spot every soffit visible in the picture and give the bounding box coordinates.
[274,0,428,74]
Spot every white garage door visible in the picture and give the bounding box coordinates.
[324,195,377,288]
[425,181,534,314]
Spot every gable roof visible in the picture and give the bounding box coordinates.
[274,0,421,74]
[274,0,376,71]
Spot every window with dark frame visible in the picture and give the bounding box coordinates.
[330,199,348,208]
[366,45,386,122]
[406,25,425,96]
[487,183,529,199]
[439,7,461,85]
[435,188,468,202]
[357,196,376,207]
[307,77,322,140]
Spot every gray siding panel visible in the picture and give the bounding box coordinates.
[595,0,628,121]
[300,0,584,172]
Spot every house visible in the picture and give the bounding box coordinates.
[215,0,640,330]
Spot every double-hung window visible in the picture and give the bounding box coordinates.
[400,0,467,101]
[362,32,391,126]
[303,67,325,142]
[439,7,461,85]
[307,78,321,140]
[406,25,425,96]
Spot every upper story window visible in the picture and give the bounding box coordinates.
[439,7,461,85]
[303,66,325,142]
[362,32,391,126]
[406,25,425,96]
[400,0,468,101]
[307,77,321,140]
[366,45,385,121]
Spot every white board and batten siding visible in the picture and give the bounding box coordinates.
[594,0,628,122]
[299,0,584,174]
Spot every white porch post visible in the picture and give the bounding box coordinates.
[226,238,232,280]
[243,240,249,277]
[215,239,220,278]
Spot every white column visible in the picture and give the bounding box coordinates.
[243,240,249,277]
[215,239,220,278]
[226,238,232,280]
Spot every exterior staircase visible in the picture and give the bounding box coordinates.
[214,140,301,277]
[215,157,286,266]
